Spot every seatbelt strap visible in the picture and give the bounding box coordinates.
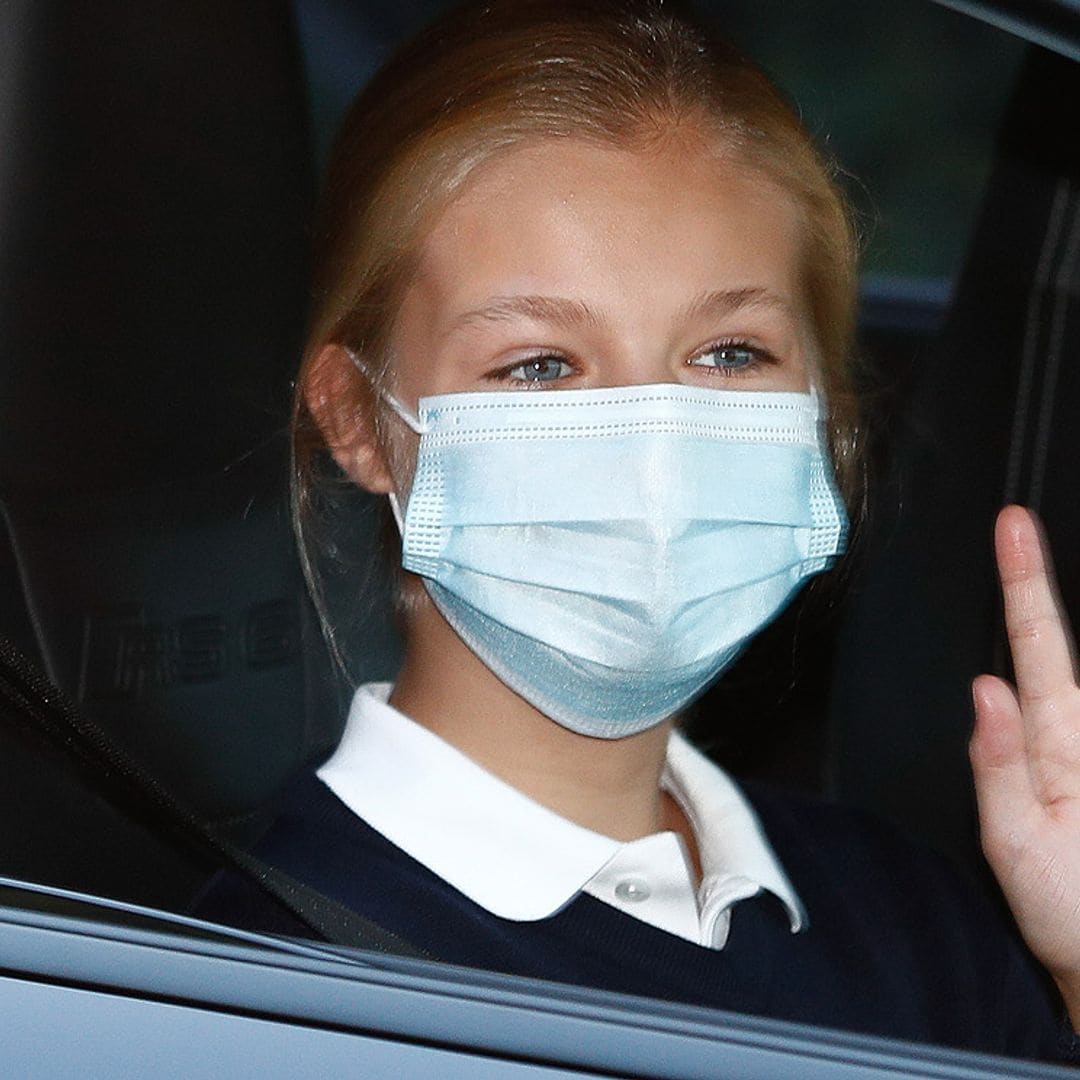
[0,636,430,959]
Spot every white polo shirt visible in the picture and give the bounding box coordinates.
[317,683,806,949]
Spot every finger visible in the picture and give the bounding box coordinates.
[969,674,1039,859]
[995,505,1077,709]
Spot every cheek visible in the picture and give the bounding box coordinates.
[798,334,823,391]
[385,276,449,400]
[792,232,845,390]
[790,271,825,390]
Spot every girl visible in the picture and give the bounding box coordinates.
[198,0,1080,1060]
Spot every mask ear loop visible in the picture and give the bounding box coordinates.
[343,348,428,533]
[387,492,405,533]
[344,348,427,434]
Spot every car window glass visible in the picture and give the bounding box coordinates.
[4,0,1068,1070]
[704,0,1025,287]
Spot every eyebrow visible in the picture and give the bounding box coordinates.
[452,295,602,330]
[680,287,796,323]
[452,287,794,332]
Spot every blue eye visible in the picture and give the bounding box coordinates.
[689,344,760,373]
[507,356,573,383]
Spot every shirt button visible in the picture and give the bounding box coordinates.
[614,877,651,902]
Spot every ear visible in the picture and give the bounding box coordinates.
[303,344,395,493]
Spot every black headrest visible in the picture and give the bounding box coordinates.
[0,3,400,883]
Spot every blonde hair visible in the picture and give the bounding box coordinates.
[294,0,861,674]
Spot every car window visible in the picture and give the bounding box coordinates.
[709,0,1025,284]
[4,0,1078,1074]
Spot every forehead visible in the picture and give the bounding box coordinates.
[408,133,808,320]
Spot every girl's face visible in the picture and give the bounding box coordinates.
[387,130,815,414]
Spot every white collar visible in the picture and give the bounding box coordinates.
[317,683,805,943]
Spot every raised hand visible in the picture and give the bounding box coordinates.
[970,504,1080,1028]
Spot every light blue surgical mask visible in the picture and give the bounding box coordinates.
[379,382,847,739]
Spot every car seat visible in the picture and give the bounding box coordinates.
[0,0,398,910]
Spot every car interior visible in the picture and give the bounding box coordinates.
[0,0,1079,1072]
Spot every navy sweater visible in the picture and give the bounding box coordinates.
[195,772,1074,1063]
